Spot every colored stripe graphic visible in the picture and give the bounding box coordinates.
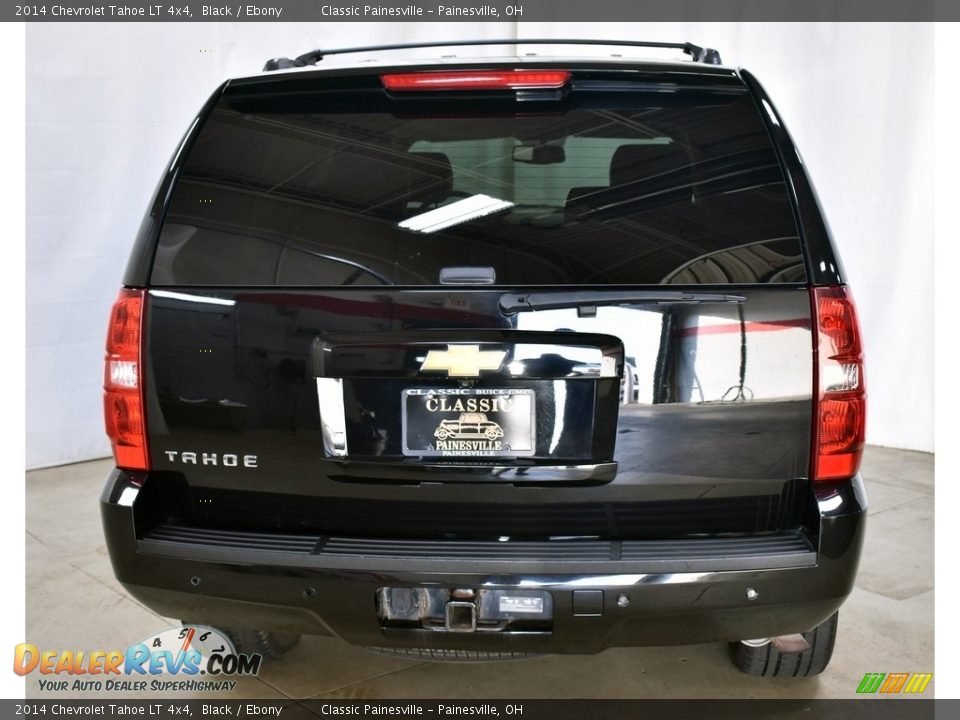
[857,673,885,693]
[857,672,932,694]
[880,673,909,693]
[903,673,933,694]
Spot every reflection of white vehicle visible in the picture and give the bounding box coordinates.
[435,413,504,440]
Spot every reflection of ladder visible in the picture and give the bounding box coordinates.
[721,304,753,402]
[690,371,706,404]
[652,312,674,404]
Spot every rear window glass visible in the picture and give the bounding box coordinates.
[153,86,804,286]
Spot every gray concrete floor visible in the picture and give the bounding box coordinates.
[24,446,933,699]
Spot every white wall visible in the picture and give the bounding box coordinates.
[25,22,933,468]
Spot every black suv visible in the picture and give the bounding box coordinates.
[101,40,866,676]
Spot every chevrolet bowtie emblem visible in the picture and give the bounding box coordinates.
[420,345,507,377]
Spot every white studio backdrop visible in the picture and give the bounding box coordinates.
[25,22,934,469]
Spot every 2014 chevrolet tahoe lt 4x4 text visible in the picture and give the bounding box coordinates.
[101,40,866,676]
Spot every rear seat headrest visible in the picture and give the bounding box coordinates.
[566,186,605,204]
[564,186,607,220]
[334,150,454,211]
[609,143,688,186]
[404,152,453,205]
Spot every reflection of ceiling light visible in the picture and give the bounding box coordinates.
[508,361,526,376]
[399,194,514,234]
[150,290,236,306]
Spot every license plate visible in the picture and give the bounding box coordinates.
[498,596,545,614]
[401,388,535,458]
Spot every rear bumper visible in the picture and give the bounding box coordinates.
[101,470,866,654]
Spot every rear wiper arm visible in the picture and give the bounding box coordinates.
[499,290,745,315]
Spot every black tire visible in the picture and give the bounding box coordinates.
[733,612,839,677]
[219,627,301,660]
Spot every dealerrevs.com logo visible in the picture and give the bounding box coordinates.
[14,625,261,693]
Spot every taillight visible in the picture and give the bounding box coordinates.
[812,286,865,481]
[381,70,571,91]
[103,288,150,470]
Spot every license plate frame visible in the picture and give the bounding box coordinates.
[401,387,536,458]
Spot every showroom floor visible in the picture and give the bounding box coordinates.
[23,446,933,699]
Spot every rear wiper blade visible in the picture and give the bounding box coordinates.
[499,290,745,315]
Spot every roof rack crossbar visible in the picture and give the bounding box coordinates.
[262,39,722,72]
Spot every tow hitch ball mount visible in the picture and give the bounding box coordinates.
[445,589,479,632]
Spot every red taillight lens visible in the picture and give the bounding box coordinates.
[103,288,149,470]
[106,291,141,356]
[812,286,865,481]
[381,70,572,91]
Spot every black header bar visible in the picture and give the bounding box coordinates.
[0,699,941,719]
[5,0,950,22]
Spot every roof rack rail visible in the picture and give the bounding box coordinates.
[262,39,723,72]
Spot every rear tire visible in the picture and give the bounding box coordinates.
[733,612,838,677]
[219,627,301,660]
